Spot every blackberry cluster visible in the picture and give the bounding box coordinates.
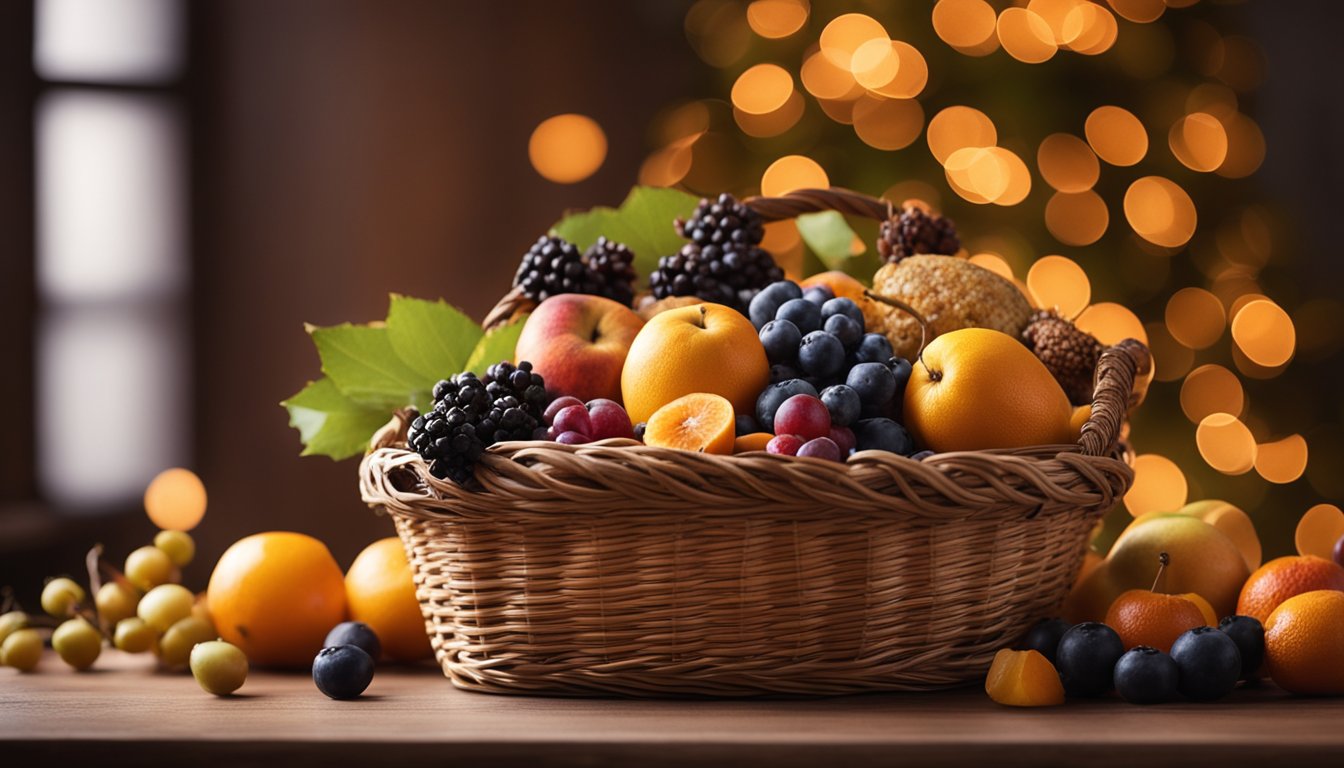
[876,206,961,264]
[408,362,550,484]
[512,235,638,307]
[650,194,783,313]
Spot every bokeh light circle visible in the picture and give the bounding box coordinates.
[927,106,997,164]
[1084,106,1147,166]
[1255,435,1308,485]
[1231,299,1296,367]
[1180,363,1243,423]
[1123,176,1197,248]
[1125,454,1188,515]
[1045,190,1109,246]
[145,468,207,532]
[1037,133,1100,193]
[1165,287,1226,349]
[762,155,829,197]
[1197,413,1257,475]
[528,114,607,184]
[1027,255,1091,317]
[932,0,997,48]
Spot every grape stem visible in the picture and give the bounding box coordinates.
[862,289,934,374]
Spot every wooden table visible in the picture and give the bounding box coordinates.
[3,651,1342,767]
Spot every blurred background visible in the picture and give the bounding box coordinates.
[2,0,1341,607]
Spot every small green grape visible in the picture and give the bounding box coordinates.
[124,545,174,591]
[52,618,102,670]
[113,617,157,653]
[154,530,195,568]
[94,582,139,625]
[0,611,27,645]
[190,639,248,695]
[41,577,86,618]
[1,628,43,672]
[137,583,194,633]
[157,615,215,668]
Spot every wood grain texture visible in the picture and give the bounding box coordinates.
[3,651,1343,767]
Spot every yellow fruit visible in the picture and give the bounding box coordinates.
[800,271,866,303]
[985,648,1065,707]
[1105,516,1251,619]
[621,303,768,425]
[1117,502,1262,573]
[207,532,347,668]
[904,328,1074,451]
[1070,405,1091,440]
[346,537,432,662]
[644,393,736,455]
[636,295,704,322]
[1264,590,1344,695]
[1237,555,1344,624]
[733,432,774,453]
[1105,590,1206,653]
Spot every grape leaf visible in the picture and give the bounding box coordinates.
[551,186,699,285]
[282,378,391,460]
[308,323,428,411]
[796,211,861,273]
[386,294,482,381]
[465,314,529,376]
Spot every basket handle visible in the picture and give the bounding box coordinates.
[369,407,415,453]
[1078,338,1151,457]
[743,187,892,223]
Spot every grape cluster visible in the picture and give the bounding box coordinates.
[513,235,638,307]
[649,193,784,314]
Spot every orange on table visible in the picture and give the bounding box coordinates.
[1264,589,1344,695]
[1295,504,1344,560]
[1236,555,1344,623]
[207,532,348,668]
[985,648,1065,707]
[346,537,432,662]
[1105,589,1206,653]
[644,393,736,455]
[733,432,774,453]
[800,271,866,303]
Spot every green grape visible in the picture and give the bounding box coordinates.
[94,582,139,625]
[0,611,27,645]
[137,583,194,632]
[41,577,86,618]
[1,628,43,672]
[113,617,157,653]
[124,545,174,591]
[157,615,214,668]
[52,618,102,670]
[190,639,248,695]
[154,530,195,568]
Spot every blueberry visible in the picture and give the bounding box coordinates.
[1217,615,1265,680]
[823,314,863,350]
[798,331,845,377]
[759,319,802,365]
[846,362,897,409]
[1056,622,1124,697]
[323,621,381,662]
[749,281,802,329]
[802,285,834,305]
[312,645,375,700]
[769,363,801,384]
[735,414,761,436]
[820,297,864,326]
[820,385,861,427]
[854,333,894,364]
[776,298,821,334]
[851,418,914,454]
[633,422,647,440]
[1114,646,1180,704]
[1018,618,1070,665]
[888,357,913,398]
[755,379,818,432]
[1170,626,1241,700]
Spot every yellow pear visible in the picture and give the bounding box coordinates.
[1103,515,1250,618]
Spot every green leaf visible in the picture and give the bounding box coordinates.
[551,186,699,285]
[465,314,529,376]
[796,211,860,272]
[282,378,390,460]
[385,294,482,381]
[309,323,426,410]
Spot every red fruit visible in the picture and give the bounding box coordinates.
[555,431,591,445]
[585,399,635,440]
[766,434,805,456]
[553,404,592,436]
[773,395,831,441]
[544,396,584,424]
[828,426,855,455]
[797,437,841,462]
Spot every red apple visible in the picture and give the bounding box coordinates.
[515,294,645,404]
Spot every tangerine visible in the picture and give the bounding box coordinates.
[1180,592,1218,626]
[1264,589,1344,695]
[1237,555,1344,623]
[985,648,1065,707]
[207,532,347,668]
[644,393,736,455]
[346,537,432,662]
[733,432,774,453]
[1105,590,1207,653]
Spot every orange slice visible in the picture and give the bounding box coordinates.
[645,393,736,455]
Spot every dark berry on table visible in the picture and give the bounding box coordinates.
[585,237,638,307]
[759,319,802,365]
[769,363,801,384]
[776,298,822,335]
[1170,626,1241,701]
[846,362,897,410]
[1114,646,1180,705]
[877,205,960,264]
[854,333,894,365]
[755,379,819,432]
[798,331,845,378]
[1055,622,1124,697]
[312,645,375,700]
[820,384,861,428]
[1018,618,1070,665]
[749,280,802,329]
[735,414,761,437]
[1217,616,1265,680]
[324,622,381,662]
[851,418,914,455]
[823,314,863,351]
[820,297,865,327]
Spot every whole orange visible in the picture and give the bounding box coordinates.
[1264,589,1344,695]
[207,532,347,668]
[620,302,768,425]
[1237,555,1344,623]
[801,271,866,303]
[1104,590,1207,653]
[346,537,432,662]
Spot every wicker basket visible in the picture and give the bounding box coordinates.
[360,188,1152,697]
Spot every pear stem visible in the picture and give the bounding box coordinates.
[862,289,934,372]
[695,304,707,329]
[1151,551,1170,592]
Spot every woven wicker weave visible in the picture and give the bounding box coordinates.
[360,188,1152,697]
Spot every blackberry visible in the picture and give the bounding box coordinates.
[675,193,766,249]
[584,237,637,307]
[648,242,784,314]
[512,236,602,302]
[876,205,960,264]
[484,360,550,423]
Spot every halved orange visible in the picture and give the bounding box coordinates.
[645,393,736,455]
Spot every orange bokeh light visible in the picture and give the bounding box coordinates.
[1231,299,1296,368]
[1085,106,1148,166]
[731,63,794,115]
[1027,255,1091,317]
[800,50,862,100]
[1076,302,1148,346]
[1107,0,1165,24]
[1125,454,1188,515]
[746,0,810,39]
[819,13,887,68]
[931,0,997,48]
[528,114,607,184]
[1255,435,1309,485]
[1170,112,1229,173]
[1180,363,1243,423]
[1037,133,1100,193]
[734,90,806,137]
[761,154,829,197]
[1197,413,1257,475]
[997,7,1057,64]
[852,95,924,150]
[1062,2,1117,55]
[927,106,997,164]
[1045,190,1109,246]
[1165,287,1226,349]
[1123,176,1197,248]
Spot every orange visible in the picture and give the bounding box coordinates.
[346,537,432,662]
[1070,404,1091,440]
[904,328,1074,451]
[1105,590,1207,652]
[637,295,704,322]
[1180,592,1218,626]
[985,648,1065,707]
[207,532,347,668]
[801,271,866,303]
[644,393,736,455]
[621,303,769,425]
[733,432,773,453]
[1237,555,1344,623]
[1264,589,1344,695]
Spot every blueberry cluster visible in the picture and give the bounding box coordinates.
[744,279,919,456]
[513,235,638,307]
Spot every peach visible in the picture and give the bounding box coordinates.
[515,294,645,404]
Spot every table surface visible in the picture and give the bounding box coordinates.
[3,651,1342,767]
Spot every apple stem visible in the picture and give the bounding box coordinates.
[863,289,934,372]
[1151,551,1169,592]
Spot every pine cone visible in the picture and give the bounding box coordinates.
[1021,310,1104,405]
[877,206,960,264]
